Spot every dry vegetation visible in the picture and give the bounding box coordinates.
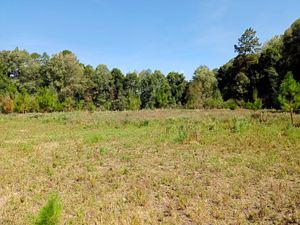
[0,109,299,224]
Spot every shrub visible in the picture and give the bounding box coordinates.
[33,193,62,225]
[224,99,237,110]
[0,96,14,113]
[204,98,224,109]
[76,100,84,111]
[87,101,96,113]
[62,97,74,112]
[37,87,59,112]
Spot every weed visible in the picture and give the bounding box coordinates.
[232,117,250,133]
[33,193,62,225]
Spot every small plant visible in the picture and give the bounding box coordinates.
[173,124,200,144]
[138,119,150,127]
[232,118,250,133]
[33,193,62,225]
[225,99,237,110]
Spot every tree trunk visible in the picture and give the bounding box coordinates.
[290,109,294,126]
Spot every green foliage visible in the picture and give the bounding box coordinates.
[224,99,238,110]
[140,70,171,109]
[87,101,96,113]
[33,193,62,225]
[36,86,59,112]
[232,118,250,133]
[282,19,300,81]
[46,51,85,102]
[91,64,113,109]
[166,72,187,106]
[234,27,261,55]
[278,72,300,112]
[0,19,299,113]
[62,97,74,112]
[186,66,220,108]
[245,89,263,110]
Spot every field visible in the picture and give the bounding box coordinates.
[0,109,299,224]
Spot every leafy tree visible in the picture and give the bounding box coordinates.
[124,72,141,110]
[140,70,171,109]
[0,49,42,93]
[186,80,203,109]
[234,27,261,55]
[218,28,261,103]
[166,72,187,106]
[46,51,85,102]
[257,38,283,107]
[187,66,220,108]
[282,19,300,81]
[110,68,127,110]
[111,68,125,99]
[92,64,112,109]
[278,72,300,125]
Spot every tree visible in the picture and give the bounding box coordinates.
[92,64,113,109]
[234,28,261,55]
[166,72,187,106]
[0,49,42,93]
[140,70,171,109]
[110,68,126,110]
[124,72,141,110]
[282,19,300,81]
[278,72,300,125]
[46,51,85,102]
[187,66,220,108]
[257,37,283,107]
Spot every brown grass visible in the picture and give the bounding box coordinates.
[0,109,299,224]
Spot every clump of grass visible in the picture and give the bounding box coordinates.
[251,112,268,123]
[232,117,250,133]
[171,123,200,144]
[85,133,103,144]
[138,119,150,127]
[33,193,62,225]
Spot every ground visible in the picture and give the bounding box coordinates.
[0,109,299,224]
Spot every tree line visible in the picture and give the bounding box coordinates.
[0,19,299,113]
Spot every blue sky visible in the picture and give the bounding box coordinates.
[0,0,299,79]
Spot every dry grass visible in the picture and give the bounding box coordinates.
[0,109,299,224]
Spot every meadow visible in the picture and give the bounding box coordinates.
[0,109,299,224]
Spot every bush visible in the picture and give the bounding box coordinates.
[224,99,237,110]
[37,87,59,112]
[76,100,84,111]
[33,193,62,225]
[204,98,224,109]
[87,101,96,113]
[62,97,74,112]
[0,96,14,113]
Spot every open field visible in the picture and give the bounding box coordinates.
[0,109,299,224]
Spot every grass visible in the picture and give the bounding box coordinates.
[0,109,299,224]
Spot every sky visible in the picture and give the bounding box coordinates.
[0,0,299,79]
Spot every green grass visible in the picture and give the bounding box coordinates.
[0,109,299,224]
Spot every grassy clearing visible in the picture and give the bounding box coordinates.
[0,109,299,224]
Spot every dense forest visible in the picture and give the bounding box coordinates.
[0,19,299,113]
